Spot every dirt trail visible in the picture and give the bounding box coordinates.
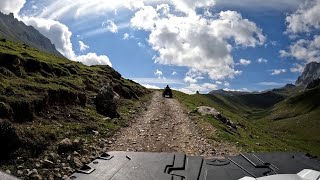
[109,91,236,156]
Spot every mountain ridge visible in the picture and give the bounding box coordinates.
[296,61,320,87]
[0,12,63,57]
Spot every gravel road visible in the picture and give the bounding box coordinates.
[109,91,237,156]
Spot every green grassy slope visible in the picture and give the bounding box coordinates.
[0,39,150,164]
[173,87,320,156]
[173,91,298,154]
[258,87,320,156]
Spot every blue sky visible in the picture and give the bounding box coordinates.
[1,0,320,93]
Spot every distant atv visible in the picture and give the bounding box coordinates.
[163,85,173,98]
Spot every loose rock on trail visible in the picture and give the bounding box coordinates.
[109,91,238,156]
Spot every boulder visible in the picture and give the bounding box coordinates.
[195,106,238,133]
[73,157,83,168]
[95,84,120,118]
[195,106,220,116]
[58,138,73,153]
[213,114,237,132]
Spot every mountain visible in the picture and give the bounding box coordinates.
[202,64,320,156]
[296,61,320,87]
[0,12,62,57]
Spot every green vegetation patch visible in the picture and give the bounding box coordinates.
[173,90,315,155]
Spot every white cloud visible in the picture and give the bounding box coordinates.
[0,0,26,15]
[282,0,320,64]
[133,7,265,80]
[238,59,251,66]
[285,0,320,34]
[103,20,118,33]
[184,76,197,84]
[36,0,144,20]
[215,0,301,10]
[172,71,177,75]
[270,69,286,75]
[223,88,250,92]
[257,58,268,63]
[138,42,145,47]
[215,81,222,85]
[123,33,129,40]
[258,82,284,86]
[131,5,159,31]
[141,84,161,89]
[132,77,183,85]
[171,0,215,14]
[76,53,112,66]
[290,63,305,73]
[183,69,204,83]
[22,16,76,59]
[79,41,90,51]
[280,35,320,63]
[21,17,112,67]
[177,83,218,94]
[154,69,163,79]
[224,81,230,87]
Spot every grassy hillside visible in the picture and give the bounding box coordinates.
[258,87,320,156]
[173,91,298,154]
[174,88,320,156]
[0,39,151,178]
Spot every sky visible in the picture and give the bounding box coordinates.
[0,0,320,94]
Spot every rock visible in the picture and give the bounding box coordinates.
[195,106,220,116]
[62,175,69,179]
[213,114,237,132]
[296,62,320,87]
[31,175,42,180]
[58,138,73,153]
[95,84,120,118]
[5,170,11,174]
[73,151,80,156]
[73,157,83,168]
[35,162,41,168]
[43,159,54,168]
[73,137,83,149]
[17,170,23,175]
[103,117,111,121]
[55,173,62,178]
[27,169,38,177]
[80,157,87,163]
[92,130,99,135]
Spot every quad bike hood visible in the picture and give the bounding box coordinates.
[1,152,320,180]
[67,151,320,180]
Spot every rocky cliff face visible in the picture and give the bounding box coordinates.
[296,62,320,87]
[0,12,63,57]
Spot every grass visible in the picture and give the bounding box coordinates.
[173,90,319,155]
[0,38,150,163]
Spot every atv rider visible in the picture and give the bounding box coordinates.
[162,85,173,98]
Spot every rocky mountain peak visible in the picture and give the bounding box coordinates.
[295,61,320,87]
[0,12,63,57]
